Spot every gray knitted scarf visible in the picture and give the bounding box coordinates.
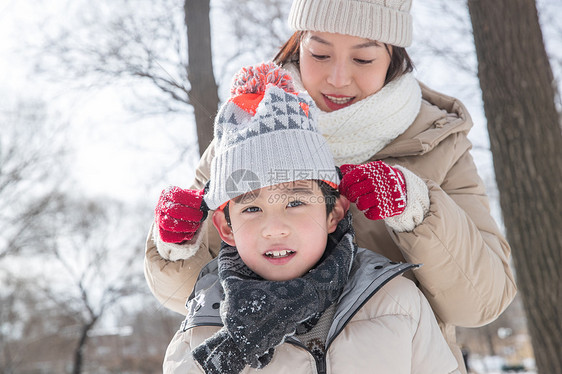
[192,213,356,374]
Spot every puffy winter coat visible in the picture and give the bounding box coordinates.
[163,249,460,374]
[145,82,517,372]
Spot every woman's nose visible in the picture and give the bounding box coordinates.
[326,61,352,88]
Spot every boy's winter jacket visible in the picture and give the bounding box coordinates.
[145,81,517,372]
[163,248,460,374]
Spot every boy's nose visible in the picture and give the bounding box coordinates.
[261,215,289,238]
[326,61,352,88]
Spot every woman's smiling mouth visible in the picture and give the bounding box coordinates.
[322,94,355,110]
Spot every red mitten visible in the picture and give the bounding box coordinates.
[155,186,207,243]
[339,161,407,220]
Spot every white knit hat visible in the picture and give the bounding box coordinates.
[288,0,413,47]
[204,62,339,210]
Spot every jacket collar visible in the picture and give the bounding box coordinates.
[325,249,418,345]
[372,81,473,160]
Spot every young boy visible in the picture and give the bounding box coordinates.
[163,63,460,374]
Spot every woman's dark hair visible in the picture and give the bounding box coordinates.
[223,180,340,226]
[273,31,414,86]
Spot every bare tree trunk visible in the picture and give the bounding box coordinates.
[72,317,98,374]
[468,0,562,372]
[185,0,219,155]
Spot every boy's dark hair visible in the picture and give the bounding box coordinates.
[224,180,339,227]
[273,31,414,86]
[318,180,340,214]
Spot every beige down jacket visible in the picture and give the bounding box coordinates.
[163,249,460,374]
[145,82,517,372]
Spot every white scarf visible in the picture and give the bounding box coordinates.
[285,64,422,165]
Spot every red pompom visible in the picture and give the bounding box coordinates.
[230,62,295,96]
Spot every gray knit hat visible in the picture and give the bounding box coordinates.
[204,62,339,210]
[288,0,413,47]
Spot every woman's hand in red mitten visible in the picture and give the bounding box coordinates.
[339,161,407,220]
[154,186,207,243]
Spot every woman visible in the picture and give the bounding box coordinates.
[146,1,516,372]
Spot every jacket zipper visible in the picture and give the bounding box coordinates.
[286,339,327,374]
[315,355,327,374]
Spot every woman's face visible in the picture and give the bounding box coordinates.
[299,31,392,112]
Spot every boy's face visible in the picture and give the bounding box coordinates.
[213,180,345,281]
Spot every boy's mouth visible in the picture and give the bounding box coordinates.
[264,249,295,258]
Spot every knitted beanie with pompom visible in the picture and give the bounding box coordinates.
[204,62,339,210]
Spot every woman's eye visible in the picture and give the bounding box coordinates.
[354,58,374,65]
[242,206,261,213]
[311,53,329,61]
[287,200,305,208]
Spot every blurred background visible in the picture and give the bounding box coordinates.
[1,0,560,373]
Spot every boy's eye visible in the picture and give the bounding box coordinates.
[242,206,261,213]
[287,200,305,208]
